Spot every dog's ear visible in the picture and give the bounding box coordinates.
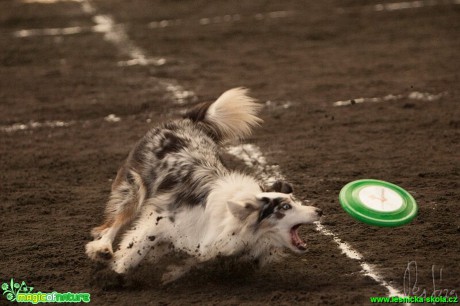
[267,180,293,194]
[227,201,257,220]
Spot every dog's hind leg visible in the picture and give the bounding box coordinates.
[110,206,164,274]
[86,168,146,262]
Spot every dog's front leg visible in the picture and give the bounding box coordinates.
[111,207,163,274]
[86,223,122,262]
[111,231,160,274]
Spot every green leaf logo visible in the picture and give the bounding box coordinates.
[2,278,33,302]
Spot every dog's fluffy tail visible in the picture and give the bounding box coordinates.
[184,87,262,142]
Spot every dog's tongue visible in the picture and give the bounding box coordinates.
[290,225,307,251]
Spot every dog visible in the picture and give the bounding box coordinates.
[85,88,322,284]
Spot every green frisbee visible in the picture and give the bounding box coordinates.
[339,179,417,227]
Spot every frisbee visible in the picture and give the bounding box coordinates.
[339,179,417,227]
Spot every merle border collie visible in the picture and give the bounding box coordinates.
[85,88,322,284]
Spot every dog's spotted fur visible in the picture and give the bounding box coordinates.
[85,88,322,284]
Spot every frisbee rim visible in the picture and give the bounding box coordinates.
[339,179,417,227]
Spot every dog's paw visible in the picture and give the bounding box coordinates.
[85,239,114,262]
[267,180,293,194]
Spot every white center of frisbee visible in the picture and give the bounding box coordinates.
[358,186,403,212]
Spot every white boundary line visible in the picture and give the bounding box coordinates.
[336,0,459,13]
[0,120,75,133]
[373,0,460,11]
[14,26,92,37]
[10,0,407,300]
[149,11,293,29]
[90,14,166,67]
[0,114,124,133]
[86,8,167,67]
[333,91,446,107]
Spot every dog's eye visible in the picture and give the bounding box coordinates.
[281,203,291,210]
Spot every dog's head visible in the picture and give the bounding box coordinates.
[227,181,322,254]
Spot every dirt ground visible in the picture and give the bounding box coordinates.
[0,0,459,305]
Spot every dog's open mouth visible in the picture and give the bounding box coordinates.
[290,224,307,251]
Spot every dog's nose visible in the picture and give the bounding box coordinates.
[315,208,323,217]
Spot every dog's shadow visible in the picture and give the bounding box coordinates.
[90,254,321,295]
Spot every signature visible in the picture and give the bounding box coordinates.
[403,261,457,300]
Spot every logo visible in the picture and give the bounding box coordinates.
[2,279,90,304]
